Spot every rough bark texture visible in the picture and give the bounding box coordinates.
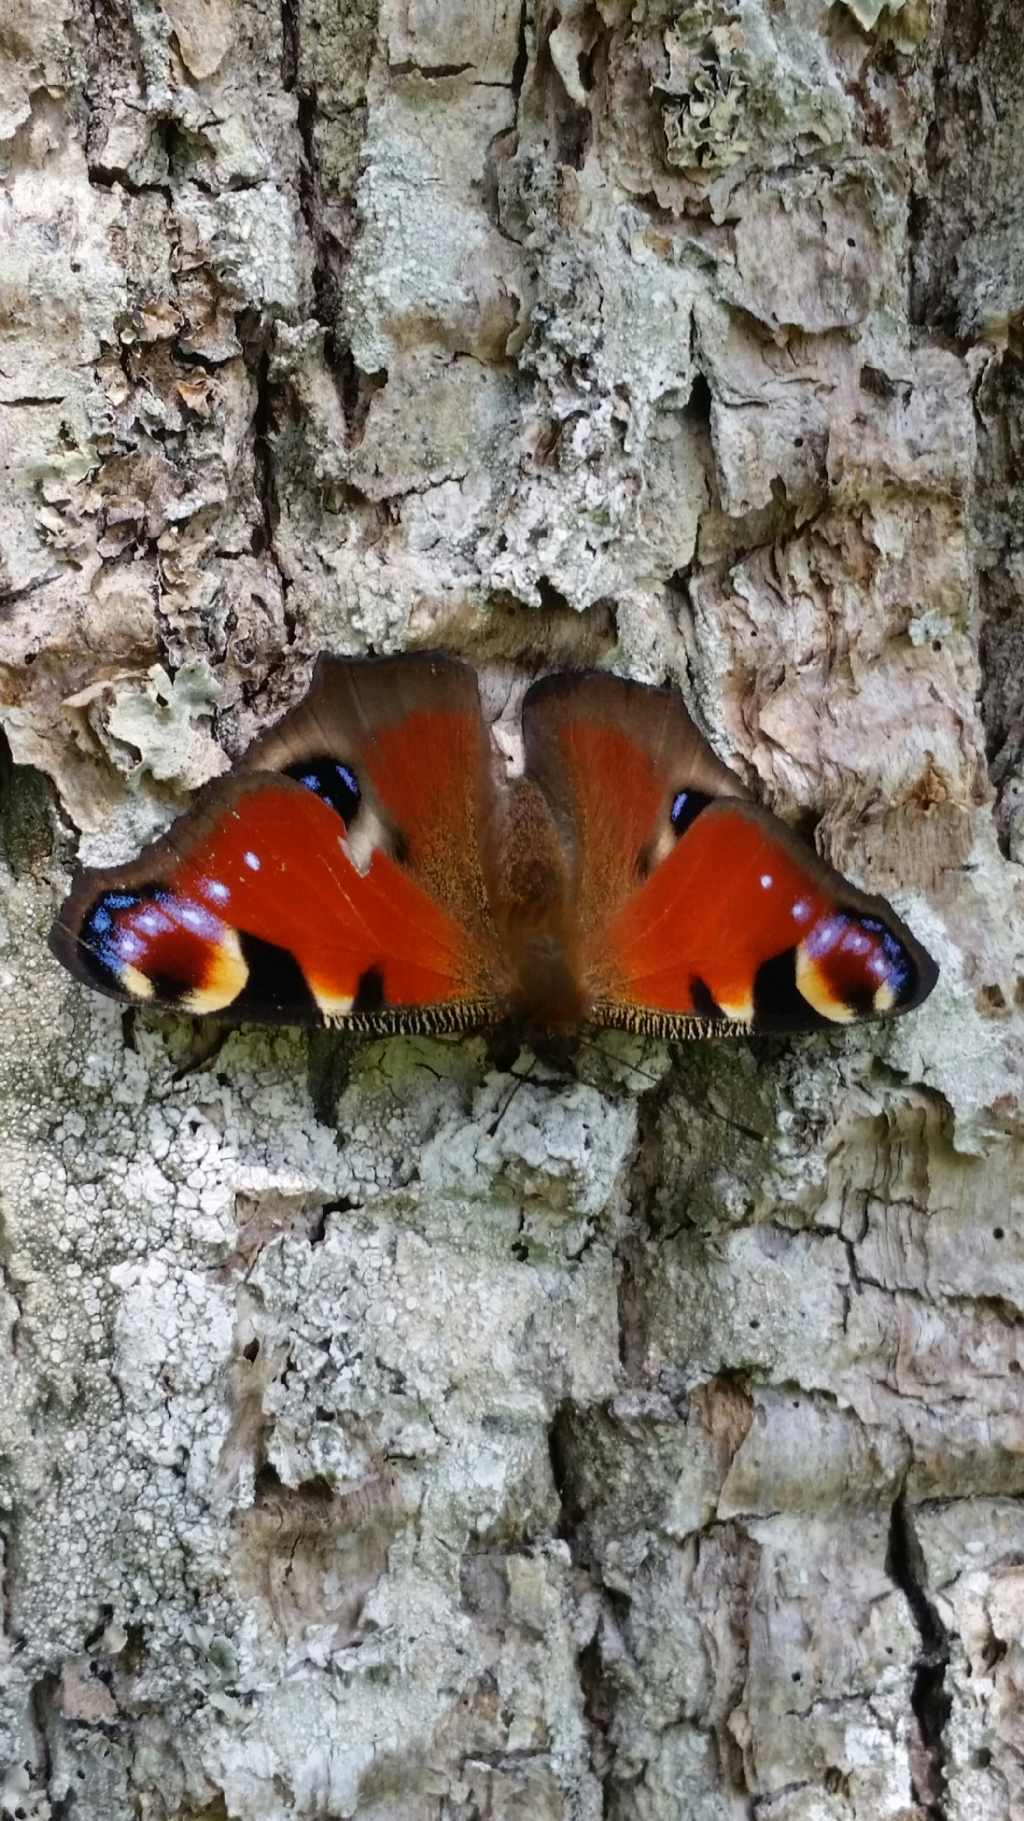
[0,1,1022,1817]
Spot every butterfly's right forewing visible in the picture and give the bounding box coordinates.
[521,671,937,1037]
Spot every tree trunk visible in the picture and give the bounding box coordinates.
[0,1,1021,1817]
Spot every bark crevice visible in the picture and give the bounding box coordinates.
[886,1491,952,1820]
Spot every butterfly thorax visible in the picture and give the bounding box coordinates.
[486,776,587,1033]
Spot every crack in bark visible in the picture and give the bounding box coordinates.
[0,1241,23,1364]
[0,1517,17,1651]
[281,0,374,445]
[0,568,63,608]
[972,339,1024,854]
[511,0,530,119]
[86,161,172,200]
[547,1400,578,1544]
[615,1239,647,1378]
[886,1490,952,1819]
[852,1259,1024,1327]
[279,0,298,92]
[546,1403,620,1808]
[29,1673,66,1816]
[388,60,474,79]
[251,344,281,572]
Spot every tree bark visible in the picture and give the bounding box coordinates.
[0,1,1021,1817]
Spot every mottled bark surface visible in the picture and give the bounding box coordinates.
[0,1,1022,1817]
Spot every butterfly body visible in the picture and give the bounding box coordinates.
[483,775,584,1036]
[50,652,938,1040]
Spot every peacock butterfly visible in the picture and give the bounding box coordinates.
[49,652,938,1040]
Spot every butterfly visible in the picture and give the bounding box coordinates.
[49,651,938,1041]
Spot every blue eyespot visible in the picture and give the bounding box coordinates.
[286,757,361,824]
[82,888,145,982]
[670,789,710,838]
[858,915,912,996]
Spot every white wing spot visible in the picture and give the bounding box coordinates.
[243,850,261,871]
[179,902,220,938]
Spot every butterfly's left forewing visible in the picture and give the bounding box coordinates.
[51,653,509,1030]
[521,671,937,1037]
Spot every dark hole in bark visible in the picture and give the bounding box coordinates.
[547,1400,582,1538]
[684,372,713,426]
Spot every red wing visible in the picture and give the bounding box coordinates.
[521,670,744,958]
[592,801,938,1033]
[522,672,938,1036]
[50,775,502,1027]
[51,652,509,1029]
[247,651,498,948]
